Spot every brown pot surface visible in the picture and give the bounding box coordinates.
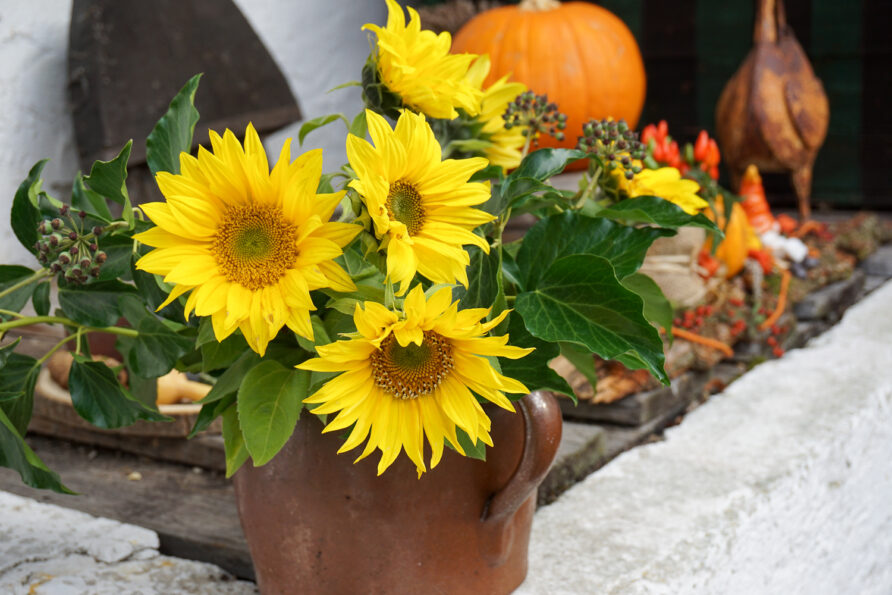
[234,391,561,595]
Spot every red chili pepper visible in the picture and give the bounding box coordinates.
[772,346,785,357]
[694,131,709,162]
[748,249,773,274]
[766,336,777,347]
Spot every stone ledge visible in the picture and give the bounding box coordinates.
[519,280,892,594]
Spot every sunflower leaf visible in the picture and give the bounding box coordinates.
[10,160,46,255]
[146,73,202,176]
[188,393,236,440]
[222,402,249,478]
[118,295,194,378]
[299,114,350,146]
[452,428,486,461]
[515,254,668,385]
[68,355,170,428]
[453,245,499,309]
[0,407,74,494]
[237,360,310,466]
[514,211,674,290]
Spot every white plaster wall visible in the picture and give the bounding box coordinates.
[0,0,385,265]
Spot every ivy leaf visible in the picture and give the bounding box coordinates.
[514,211,674,290]
[559,343,598,395]
[146,73,202,176]
[237,361,310,466]
[595,196,722,235]
[222,403,249,478]
[0,407,73,494]
[0,353,40,435]
[71,173,113,222]
[0,338,21,368]
[58,280,136,328]
[97,235,136,282]
[0,266,38,314]
[453,245,500,309]
[31,282,50,316]
[509,148,587,182]
[68,355,170,428]
[83,141,133,228]
[500,313,575,401]
[621,272,674,337]
[10,160,46,255]
[515,254,668,385]
[117,295,193,378]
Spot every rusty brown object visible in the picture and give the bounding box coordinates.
[234,391,562,595]
[715,0,829,220]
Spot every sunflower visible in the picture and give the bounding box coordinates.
[465,55,527,170]
[363,0,482,120]
[347,109,493,294]
[135,124,361,356]
[617,166,708,215]
[297,285,532,476]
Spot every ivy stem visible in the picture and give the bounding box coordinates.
[577,165,602,209]
[520,134,533,161]
[0,315,138,338]
[0,269,52,302]
[0,309,25,319]
[36,333,79,366]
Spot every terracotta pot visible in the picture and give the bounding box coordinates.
[234,391,562,595]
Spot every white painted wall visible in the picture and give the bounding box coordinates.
[0,0,385,265]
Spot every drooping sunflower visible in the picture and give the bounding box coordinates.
[135,124,361,356]
[617,166,708,215]
[363,0,483,120]
[347,109,493,294]
[297,285,532,476]
[464,55,527,170]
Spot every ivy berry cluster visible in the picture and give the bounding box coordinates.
[577,119,646,179]
[33,205,107,285]
[502,91,567,143]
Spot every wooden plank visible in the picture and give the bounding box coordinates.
[0,436,253,580]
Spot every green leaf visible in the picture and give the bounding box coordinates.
[453,427,486,461]
[237,361,310,466]
[146,74,202,176]
[0,407,73,494]
[0,353,39,435]
[299,114,349,146]
[83,141,132,206]
[349,110,368,139]
[31,282,50,316]
[58,280,136,327]
[127,372,158,409]
[197,351,261,405]
[68,355,169,428]
[509,148,587,182]
[559,342,598,394]
[71,174,113,222]
[0,266,38,314]
[595,196,721,234]
[222,403,249,478]
[118,295,193,378]
[200,332,250,372]
[188,393,235,440]
[514,211,674,290]
[469,164,505,183]
[97,235,136,282]
[0,338,21,368]
[10,160,47,254]
[515,254,668,384]
[131,255,184,321]
[452,245,499,309]
[500,313,574,401]
[621,272,674,336]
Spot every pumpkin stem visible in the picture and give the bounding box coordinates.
[519,0,561,11]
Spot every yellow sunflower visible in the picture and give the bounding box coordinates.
[465,55,527,170]
[347,109,493,294]
[135,124,361,356]
[617,166,708,215]
[364,0,482,120]
[297,285,532,476]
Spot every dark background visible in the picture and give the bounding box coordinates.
[412,0,892,210]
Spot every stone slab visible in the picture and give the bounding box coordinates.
[560,373,694,427]
[794,269,865,320]
[518,280,892,595]
[860,243,892,277]
[539,421,606,504]
[0,490,256,594]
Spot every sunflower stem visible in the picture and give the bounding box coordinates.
[0,269,52,302]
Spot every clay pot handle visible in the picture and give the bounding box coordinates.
[482,391,562,525]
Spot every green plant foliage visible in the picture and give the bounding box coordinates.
[0,266,39,314]
[68,356,169,428]
[595,196,721,234]
[58,280,137,328]
[0,353,39,435]
[146,74,202,176]
[453,245,500,309]
[0,407,73,494]
[116,295,193,378]
[10,160,47,254]
[222,403,249,478]
[83,141,133,228]
[237,361,311,466]
[499,313,574,401]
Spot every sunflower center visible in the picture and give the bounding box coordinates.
[386,180,425,235]
[370,331,454,399]
[211,203,300,291]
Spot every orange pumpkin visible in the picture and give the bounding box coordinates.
[452,0,646,156]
